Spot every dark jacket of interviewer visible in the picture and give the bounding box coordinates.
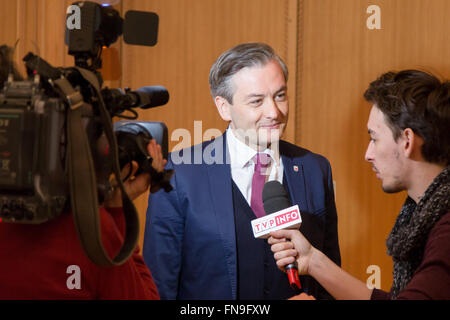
[371,167,450,300]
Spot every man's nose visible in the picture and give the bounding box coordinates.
[263,99,280,119]
[365,142,373,162]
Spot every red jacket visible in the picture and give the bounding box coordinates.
[0,207,159,299]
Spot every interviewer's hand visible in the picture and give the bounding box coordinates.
[271,229,372,300]
[288,293,316,300]
[268,229,315,276]
[105,139,167,208]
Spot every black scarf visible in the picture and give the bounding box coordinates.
[386,166,450,299]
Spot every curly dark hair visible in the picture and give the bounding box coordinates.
[364,69,450,165]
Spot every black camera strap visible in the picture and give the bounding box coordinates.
[54,71,139,267]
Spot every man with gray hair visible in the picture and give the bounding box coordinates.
[143,42,341,299]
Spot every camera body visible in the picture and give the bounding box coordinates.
[0,80,67,223]
[0,1,170,226]
[0,69,171,225]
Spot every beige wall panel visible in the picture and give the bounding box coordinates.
[0,0,18,47]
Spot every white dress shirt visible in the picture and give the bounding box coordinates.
[226,128,284,206]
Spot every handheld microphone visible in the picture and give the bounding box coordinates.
[259,180,302,291]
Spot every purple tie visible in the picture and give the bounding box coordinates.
[251,153,271,218]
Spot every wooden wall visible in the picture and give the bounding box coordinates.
[1,0,449,294]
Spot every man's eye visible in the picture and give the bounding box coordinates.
[275,93,286,101]
[249,99,262,105]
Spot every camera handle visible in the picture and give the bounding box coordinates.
[54,70,139,267]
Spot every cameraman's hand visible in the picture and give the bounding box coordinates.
[104,139,167,208]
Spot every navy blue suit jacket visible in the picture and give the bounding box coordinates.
[143,134,341,299]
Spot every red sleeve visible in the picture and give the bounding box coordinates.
[371,212,450,300]
[96,207,160,299]
[131,245,160,299]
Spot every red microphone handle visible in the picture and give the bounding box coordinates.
[285,264,301,290]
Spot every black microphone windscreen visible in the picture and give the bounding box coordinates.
[136,86,169,109]
[262,180,291,214]
[123,11,159,46]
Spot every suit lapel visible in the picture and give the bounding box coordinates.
[206,134,237,299]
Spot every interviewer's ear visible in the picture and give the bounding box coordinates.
[214,96,232,122]
[402,128,423,160]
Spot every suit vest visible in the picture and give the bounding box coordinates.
[231,178,300,300]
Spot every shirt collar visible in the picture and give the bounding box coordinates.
[226,127,279,168]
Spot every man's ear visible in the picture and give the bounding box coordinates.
[214,96,232,121]
[402,128,423,160]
